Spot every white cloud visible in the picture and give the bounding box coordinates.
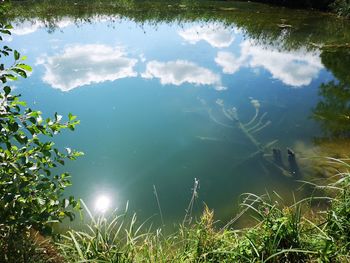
[215,41,323,87]
[142,60,224,90]
[38,44,138,91]
[178,25,235,48]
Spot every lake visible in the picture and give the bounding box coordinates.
[4,0,350,226]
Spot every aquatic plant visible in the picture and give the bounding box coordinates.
[214,98,272,153]
[200,97,297,178]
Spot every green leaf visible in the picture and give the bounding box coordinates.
[4,86,11,95]
[14,50,20,60]
[16,63,32,72]
[37,197,46,205]
[0,29,11,35]
[8,122,19,132]
[12,68,27,78]
[4,74,18,81]
[68,113,77,121]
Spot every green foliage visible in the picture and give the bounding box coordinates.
[234,195,311,262]
[331,0,350,18]
[325,160,350,257]
[0,23,82,261]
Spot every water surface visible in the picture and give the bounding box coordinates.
[5,0,350,225]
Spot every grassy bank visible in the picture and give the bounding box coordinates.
[55,159,350,262]
[1,158,349,263]
[5,158,348,262]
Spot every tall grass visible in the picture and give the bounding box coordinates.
[57,159,350,262]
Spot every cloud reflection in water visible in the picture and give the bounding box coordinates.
[142,60,226,91]
[178,24,235,48]
[215,41,323,87]
[12,18,73,35]
[39,44,138,91]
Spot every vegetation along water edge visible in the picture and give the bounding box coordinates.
[1,0,350,262]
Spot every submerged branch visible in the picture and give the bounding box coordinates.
[246,112,268,132]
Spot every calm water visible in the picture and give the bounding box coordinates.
[5,0,350,225]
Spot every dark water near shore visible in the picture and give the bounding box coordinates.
[5,0,350,226]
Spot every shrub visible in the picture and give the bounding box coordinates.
[0,23,82,261]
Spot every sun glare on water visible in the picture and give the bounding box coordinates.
[95,195,111,213]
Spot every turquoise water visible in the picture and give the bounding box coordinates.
[6,3,349,225]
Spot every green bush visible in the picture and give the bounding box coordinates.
[0,23,82,261]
